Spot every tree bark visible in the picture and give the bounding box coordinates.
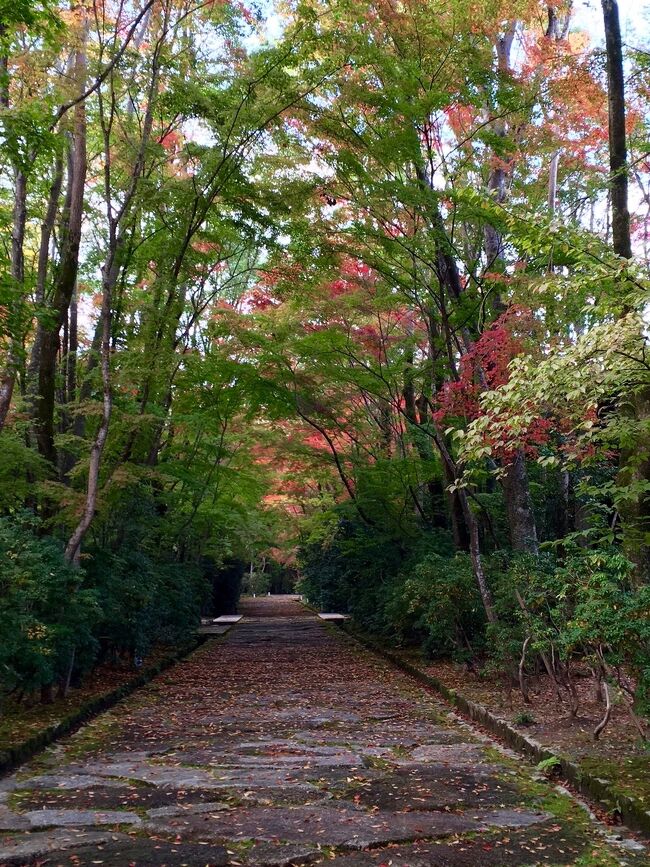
[34,9,88,465]
[502,451,539,554]
[601,1,650,578]
[60,287,78,480]
[0,169,27,430]
[601,0,632,259]
[26,154,64,398]
[430,421,497,623]
[64,253,116,562]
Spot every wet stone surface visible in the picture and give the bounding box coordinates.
[0,596,643,865]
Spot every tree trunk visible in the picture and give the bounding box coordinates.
[601,0,632,260]
[60,287,78,480]
[430,421,497,622]
[26,154,64,399]
[64,251,117,563]
[602,1,650,579]
[34,9,88,465]
[0,169,27,430]
[501,451,539,554]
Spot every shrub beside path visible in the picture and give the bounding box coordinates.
[0,596,645,866]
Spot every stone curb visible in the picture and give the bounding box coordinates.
[0,637,205,778]
[334,619,650,839]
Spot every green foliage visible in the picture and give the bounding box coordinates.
[86,549,208,658]
[298,505,485,658]
[0,431,51,510]
[0,512,97,699]
[298,508,409,624]
[493,549,650,714]
[82,481,211,656]
[536,755,562,775]
[0,482,211,702]
[513,710,537,726]
[384,553,485,662]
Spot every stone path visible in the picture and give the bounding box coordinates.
[0,596,643,866]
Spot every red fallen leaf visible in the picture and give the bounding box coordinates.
[482,844,493,851]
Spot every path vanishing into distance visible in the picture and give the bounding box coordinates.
[0,597,643,866]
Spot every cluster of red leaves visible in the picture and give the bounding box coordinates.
[433,306,558,460]
[239,264,306,311]
[434,307,603,462]
[519,32,609,168]
[434,305,534,423]
[159,129,183,152]
[352,324,385,357]
[191,239,220,255]
[247,287,280,311]
[445,103,478,140]
[325,258,377,298]
[258,263,304,289]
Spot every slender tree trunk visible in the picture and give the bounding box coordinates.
[502,452,539,554]
[602,0,632,260]
[35,12,88,465]
[64,249,117,563]
[60,287,78,479]
[0,169,27,430]
[602,1,650,579]
[461,488,497,623]
[430,421,497,622]
[27,154,64,397]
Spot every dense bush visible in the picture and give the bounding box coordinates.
[385,553,486,662]
[86,549,208,661]
[298,506,478,653]
[499,549,650,716]
[0,513,98,701]
[0,496,212,704]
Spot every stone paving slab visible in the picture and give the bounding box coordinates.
[198,625,232,636]
[21,807,142,828]
[0,829,118,865]
[142,802,550,848]
[0,595,644,866]
[15,835,230,866]
[324,764,524,811]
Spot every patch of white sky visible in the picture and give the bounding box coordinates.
[574,0,649,45]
